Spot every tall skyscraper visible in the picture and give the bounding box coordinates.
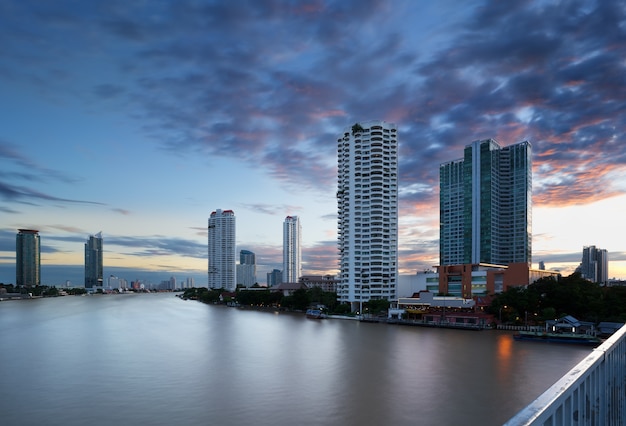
[16,229,41,287]
[283,216,302,283]
[581,245,609,285]
[208,209,236,290]
[337,120,398,311]
[85,232,103,289]
[237,249,257,287]
[440,139,532,266]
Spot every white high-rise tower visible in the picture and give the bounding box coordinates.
[337,121,398,311]
[208,209,236,291]
[283,216,302,283]
[237,250,257,288]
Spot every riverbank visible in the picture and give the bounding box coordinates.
[361,315,491,330]
[0,293,34,301]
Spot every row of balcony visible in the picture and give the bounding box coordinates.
[339,204,397,210]
[339,159,398,165]
[340,135,397,144]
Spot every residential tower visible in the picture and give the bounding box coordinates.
[208,209,236,290]
[282,216,302,283]
[16,229,40,287]
[85,232,103,289]
[440,139,532,266]
[337,120,398,311]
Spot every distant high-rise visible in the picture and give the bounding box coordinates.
[581,245,609,285]
[283,216,302,283]
[240,249,256,265]
[185,277,195,289]
[208,209,236,291]
[16,229,41,287]
[85,232,103,289]
[440,139,532,266]
[237,249,257,287]
[107,275,127,290]
[267,269,282,287]
[337,120,398,311]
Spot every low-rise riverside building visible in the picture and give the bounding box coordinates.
[388,290,493,328]
[397,263,560,300]
[271,282,308,297]
[436,262,561,298]
[299,275,338,293]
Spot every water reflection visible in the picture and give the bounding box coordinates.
[0,295,591,426]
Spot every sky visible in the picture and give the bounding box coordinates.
[1,0,625,287]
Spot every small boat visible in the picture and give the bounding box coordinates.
[513,330,602,346]
[306,309,326,319]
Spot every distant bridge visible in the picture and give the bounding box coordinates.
[504,324,626,425]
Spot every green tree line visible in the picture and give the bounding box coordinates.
[181,286,390,315]
[0,284,87,296]
[489,273,626,324]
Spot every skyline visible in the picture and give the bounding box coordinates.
[1,0,626,286]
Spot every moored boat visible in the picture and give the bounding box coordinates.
[513,330,602,346]
[306,309,326,319]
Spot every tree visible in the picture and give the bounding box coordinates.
[290,288,310,311]
[364,299,390,315]
[182,287,220,304]
[351,123,364,134]
[333,303,351,315]
[43,287,59,296]
[489,273,626,324]
[0,283,15,292]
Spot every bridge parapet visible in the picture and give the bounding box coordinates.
[504,323,626,425]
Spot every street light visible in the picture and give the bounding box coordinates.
[499,305,507,323]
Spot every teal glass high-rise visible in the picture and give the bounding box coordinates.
[16,229,41,287]
[85,232,103,288]
[440,139,532,266]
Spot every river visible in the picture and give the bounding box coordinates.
[0,293,591,425]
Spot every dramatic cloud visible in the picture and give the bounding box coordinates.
[239,203,302,216]
[0,141,105,208]
[3,1,625,202]
[0,181,104,206]
[106,235,207,259]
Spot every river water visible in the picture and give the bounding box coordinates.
[0,293,591,426]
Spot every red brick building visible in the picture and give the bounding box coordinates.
[436,262,560,298]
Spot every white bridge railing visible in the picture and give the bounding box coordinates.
[504,324,626,425]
